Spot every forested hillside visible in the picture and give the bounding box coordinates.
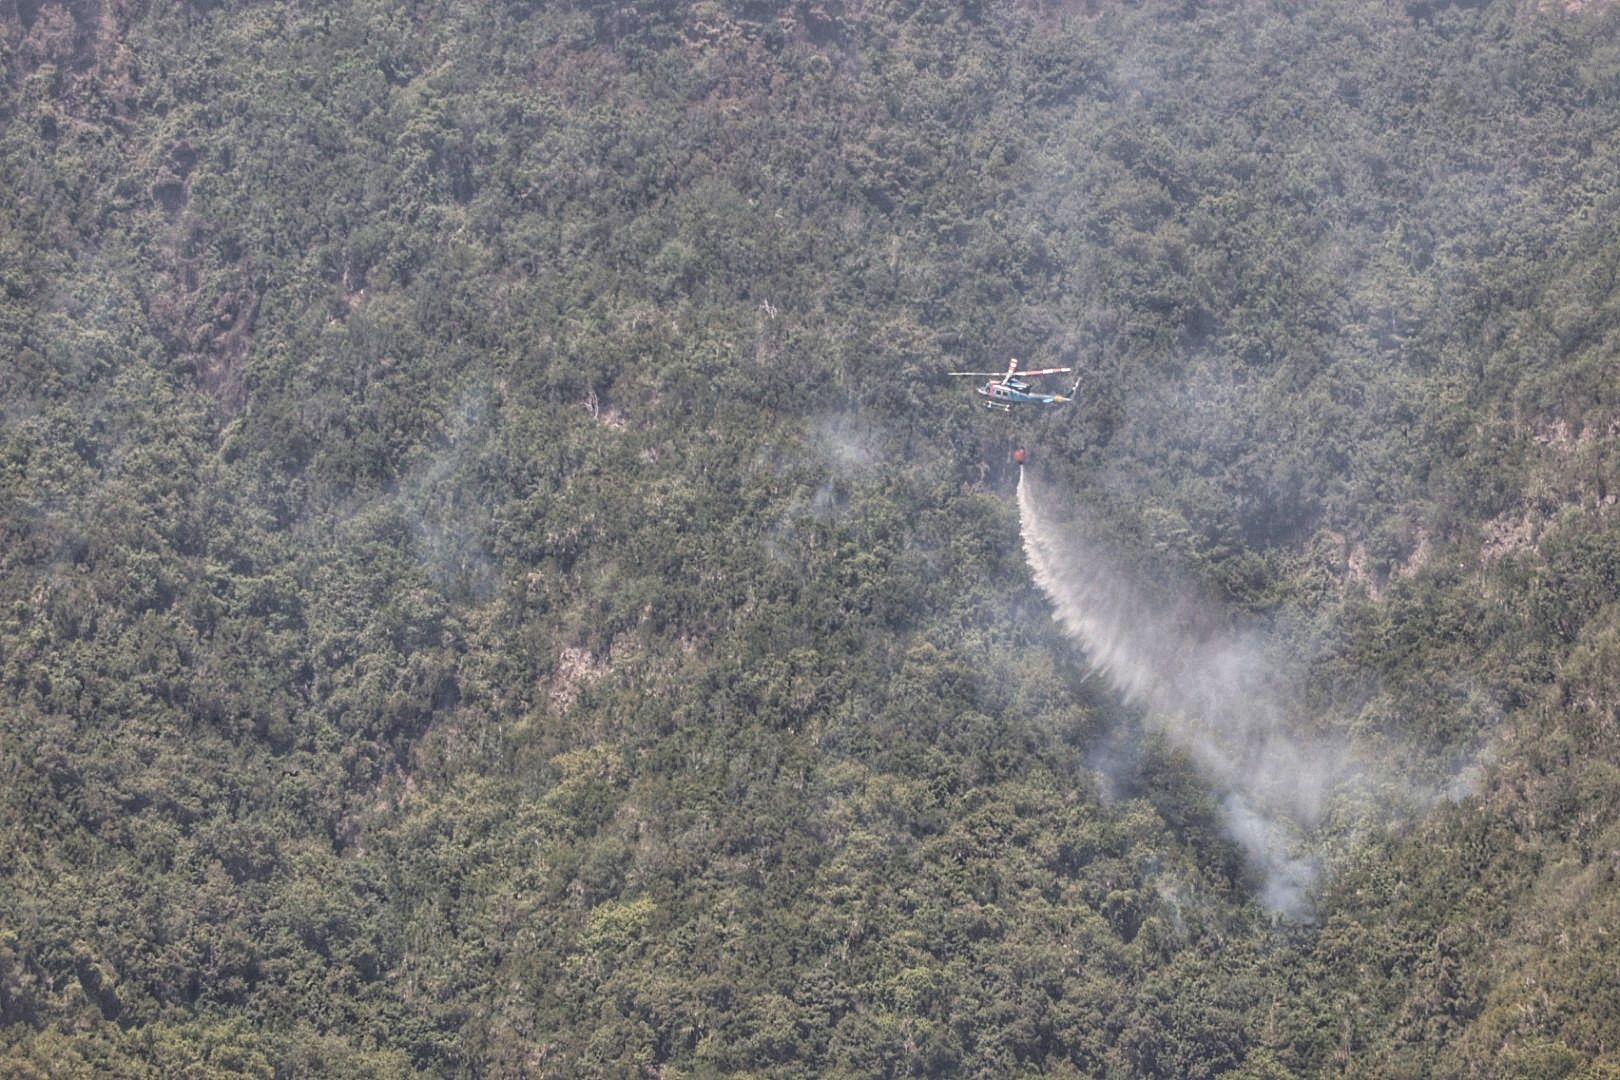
[3,0,1620,1076]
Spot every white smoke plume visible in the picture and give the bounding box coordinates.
[1018,469,1361,920]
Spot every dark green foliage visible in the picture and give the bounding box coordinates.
[4,0,1620,1075]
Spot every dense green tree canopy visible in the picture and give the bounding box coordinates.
[4,0,1620,1075]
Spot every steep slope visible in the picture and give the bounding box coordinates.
[3,1,1620,1077]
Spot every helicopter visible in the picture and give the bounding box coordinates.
[948,358,1081,411]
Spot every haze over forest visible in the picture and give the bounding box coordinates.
[4,0,1620,1076]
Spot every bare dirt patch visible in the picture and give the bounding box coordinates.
[548,645,606,710]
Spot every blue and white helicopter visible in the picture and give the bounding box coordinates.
[949,358,1080,411]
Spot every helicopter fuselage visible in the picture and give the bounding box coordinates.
[976,378,1070,410]
[950,360,1078,410]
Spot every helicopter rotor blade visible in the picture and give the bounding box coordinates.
[946,364,1074,377]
